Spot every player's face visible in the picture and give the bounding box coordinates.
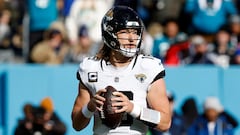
[116,29,139,49]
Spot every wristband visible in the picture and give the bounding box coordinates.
[82,104,94,118]
[140,107,161,128]
[129,101,141,118]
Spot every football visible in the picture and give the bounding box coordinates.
[99,86,124,129]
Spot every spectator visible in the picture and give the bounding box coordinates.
[228,15,240,49]
[208,27,232,67]
[147,22,163,38]
[164,40,190,66]
[186,35,213,64]
[188,96,234,135]
[0,9,15,63]
[150,92,186,135]
[14,103,35,135]
[15,98,67,135]
[67,25,99,63]
[230,48,240,64]
[0,9,11,44]
[26,0,58,61]
[181,97,199,131]
[39,97,66,135]
[65,0,113,45]
[152,18,188,61]
[30,21,70,64]
[185,0,237,42]
[6,0,26,62]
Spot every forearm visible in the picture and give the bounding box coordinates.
[72,84,95,131]
[146,79,171,131]
[72,107,92,131]
[155,110,171,131]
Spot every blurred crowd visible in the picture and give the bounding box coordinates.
[1,0,240,67]
[14,97,66,135]
[149,93,239,135]
[14,95,239,135]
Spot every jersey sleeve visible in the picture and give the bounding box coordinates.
[76,57,98,93]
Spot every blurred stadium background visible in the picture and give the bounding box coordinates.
[1,0,240,134]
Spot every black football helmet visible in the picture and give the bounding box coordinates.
[101,6,144,57]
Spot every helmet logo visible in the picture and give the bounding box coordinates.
[105,9,113,21]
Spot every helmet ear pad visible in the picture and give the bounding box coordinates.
[101,6,144,57]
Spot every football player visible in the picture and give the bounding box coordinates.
[72,6,171,135]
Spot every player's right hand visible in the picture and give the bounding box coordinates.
[88,89,106,112]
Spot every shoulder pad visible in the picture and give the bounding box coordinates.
[79,56,100,72]
[139,55,163,70]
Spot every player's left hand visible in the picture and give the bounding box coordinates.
[111,91,133,113]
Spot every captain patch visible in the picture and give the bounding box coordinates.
[88,72,98,82]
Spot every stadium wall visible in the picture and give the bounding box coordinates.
[0,64,239,135]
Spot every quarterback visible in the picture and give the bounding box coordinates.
[71,6,171,135]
